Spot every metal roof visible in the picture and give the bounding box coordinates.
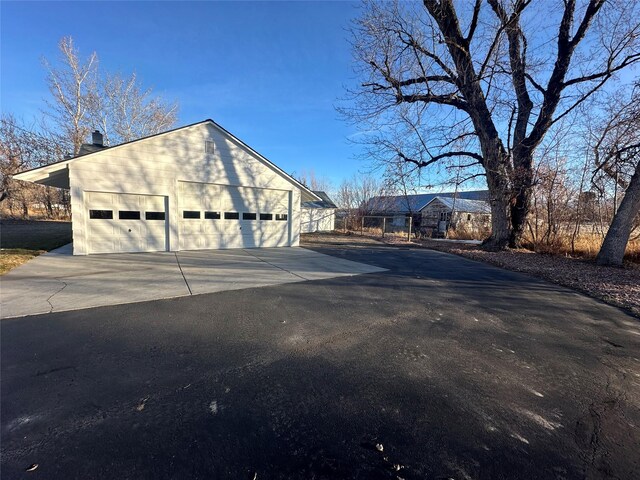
[426,196,491,214]
[364,190,489,214]
[302,190,337,209]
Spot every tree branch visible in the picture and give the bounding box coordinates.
[525,0,607,150]
[430,150,484,163]
[466,0,482,43]
[563,53,640,87]
[398,92,469,110]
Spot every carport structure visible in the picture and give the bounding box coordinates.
[14,120,321,255]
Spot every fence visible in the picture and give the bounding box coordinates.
[335,215,417,240]
[334,214,487,241]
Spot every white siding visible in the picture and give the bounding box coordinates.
[300,208,335,233]
[69,122,302,254]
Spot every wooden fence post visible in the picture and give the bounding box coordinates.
[382,217,386,238]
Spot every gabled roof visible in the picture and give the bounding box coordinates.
[13,119,321,202]
[78,143,107,155]
[364,190,488,214]
[302,190,337,209]
[424,196,491,214]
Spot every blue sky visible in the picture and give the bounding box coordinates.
[1,1,364,187]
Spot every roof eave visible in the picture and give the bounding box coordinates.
[13,162,71,189]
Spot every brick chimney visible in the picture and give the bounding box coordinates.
[92,130,103,146]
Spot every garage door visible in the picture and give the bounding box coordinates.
[85,192,168,254]
[178,181,290,250]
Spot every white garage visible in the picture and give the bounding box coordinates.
[14,120,321,255]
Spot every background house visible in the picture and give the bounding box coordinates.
[300,191,337,233]
[364,190,489,227]
[421,196,491,236]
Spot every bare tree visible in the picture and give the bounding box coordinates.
[4,36,179,219]
[0,115,66,216]
[42,36,98,156]
[594,84,640,266]
[95,72,178,145]
[336,174,385,229]
[336,174,385,211]
[295,169,333,193]
[43,36,177,150]
[527,156,576,248]
[344,0,640,248]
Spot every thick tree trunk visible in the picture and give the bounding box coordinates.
[510,189,531,247]
[485,193,511,249]
[509,157,534,248]
[596,159,640,266]
[482,149,512,249]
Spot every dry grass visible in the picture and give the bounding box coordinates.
[522,232,640,263]
[446,222,491,241]
[0,249,44,275]
[0,220,72,274]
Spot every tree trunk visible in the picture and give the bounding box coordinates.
[509,148,535,247]
[510,185,532,247]
[482,152,512,249]
[596,159,640,266]
[485,195,511,249]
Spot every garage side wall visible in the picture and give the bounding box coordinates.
[300,208,336,233]
[69,123,302,254]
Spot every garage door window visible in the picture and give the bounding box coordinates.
[243,213,257,220]
[224,212,240,220]
[260,213,273,220]
[183,211,200,219]
[119,211,141,220]
[89,209,113,219]
[145,212,165,220]
[205,211,221,219]
[275,213,288,221]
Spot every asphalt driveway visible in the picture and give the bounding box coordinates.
[1,242,639,479]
